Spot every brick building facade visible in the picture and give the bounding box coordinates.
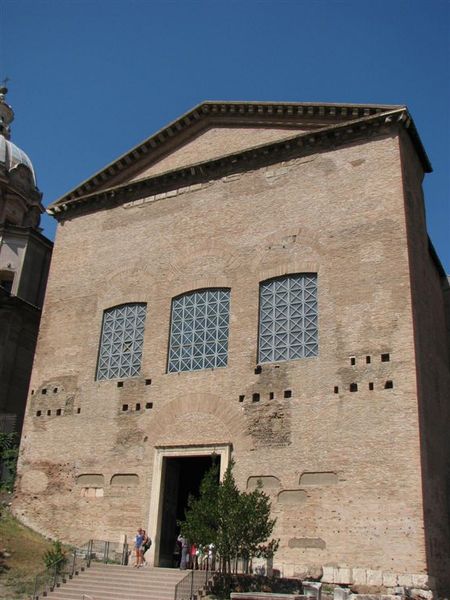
[13,102,450,593]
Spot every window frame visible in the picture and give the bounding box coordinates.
[257,273,318,365]
[167,287,231,374]
[95,302,147,381]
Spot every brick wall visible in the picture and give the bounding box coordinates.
[14,128,437,585]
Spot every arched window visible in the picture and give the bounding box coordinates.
[168,289,230,373]
[96,303,147,380]
[258,274,318,364]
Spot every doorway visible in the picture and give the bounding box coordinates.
[148,442,232,567]
[158,454,220,567]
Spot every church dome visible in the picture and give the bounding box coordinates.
[0,135,36,185]
[0,85,37,188]
[0,85,43,228]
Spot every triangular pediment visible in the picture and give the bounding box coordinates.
[128,124,316,184]
[53,101,410,207]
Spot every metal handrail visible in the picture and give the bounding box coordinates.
[30,538,129,599]
[174,566,214,600]
[31,550,80,600]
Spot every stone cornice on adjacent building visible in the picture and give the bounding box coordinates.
[0,223,54,249]
[48,105,430,220]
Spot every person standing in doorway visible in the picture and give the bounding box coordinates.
[177,534,189,569]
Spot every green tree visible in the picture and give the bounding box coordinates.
[238,485,279,566]
[179,461,220,547]
[179,460,278,573]
[216,461,242,572]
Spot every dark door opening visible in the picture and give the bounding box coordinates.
[158,454,220,567]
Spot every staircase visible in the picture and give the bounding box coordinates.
[45,563,187,600]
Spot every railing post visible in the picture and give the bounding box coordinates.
[87,539,92,567]
[104,540,109,563]
[71,548,76,577]
[52,561,57,590]
[32,574,38,600]
[190,569,194,599]
[121,541,128,565]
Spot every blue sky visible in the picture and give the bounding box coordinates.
[1,0,449,271]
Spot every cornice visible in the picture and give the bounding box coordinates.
[0,223,53,247]
[48,107,431,220]
[53,100,415,206]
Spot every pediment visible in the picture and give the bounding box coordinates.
[128,124,314,183]
[54,101,407,206]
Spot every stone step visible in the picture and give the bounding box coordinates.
[48,593,173,600]
[48,590,175,600]
[88,566,185,579]
[44,564,189,600]
[52,579,173,594]
[75,569,185,583]
[47,588,175,600]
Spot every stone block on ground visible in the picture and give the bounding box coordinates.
[410,589,434,600]
[334,587,351,600]
[303,580,322,600]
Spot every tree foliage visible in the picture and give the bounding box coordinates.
[179,461,220,547]
[43,540,67,574]
[179,460,279,572]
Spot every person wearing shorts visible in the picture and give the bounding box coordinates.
[134,528,145,567]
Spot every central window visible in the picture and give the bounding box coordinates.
[168,289,230,373]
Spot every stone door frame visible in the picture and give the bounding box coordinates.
[147,442,232,567]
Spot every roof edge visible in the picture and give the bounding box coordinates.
[54,100,415,206]
[48,107,421,217]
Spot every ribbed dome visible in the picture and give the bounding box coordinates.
[0,135,36,185]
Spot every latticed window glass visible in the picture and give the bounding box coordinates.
[96,303,147,380]
[258,274,318,364]
[168,289,230,373]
